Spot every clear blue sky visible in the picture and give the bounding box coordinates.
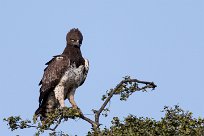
[0,0,203,135]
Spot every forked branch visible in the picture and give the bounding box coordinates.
[92,76,157,128]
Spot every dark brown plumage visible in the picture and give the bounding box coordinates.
[35,28,89,120]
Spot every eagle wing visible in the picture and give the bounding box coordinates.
[38,55,70,105]
[79,58,89,86]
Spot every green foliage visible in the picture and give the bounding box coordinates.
[102,108,110,117]
[115,76,139,101]
[6,105,204,136]
[39,107,81,130]
[3,116,30,131]
[4,107,81,136]
[95,105,204,136]
[102,76,144,102]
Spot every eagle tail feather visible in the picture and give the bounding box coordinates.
[35,91,58,121]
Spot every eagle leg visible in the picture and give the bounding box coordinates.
[67,88,77,109]
[54,85,65,108]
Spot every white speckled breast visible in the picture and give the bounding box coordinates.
[61,64,85,90]
[53,58,89,108]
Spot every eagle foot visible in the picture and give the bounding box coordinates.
[69,106,83,116]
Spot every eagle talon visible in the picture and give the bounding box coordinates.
[71,106,83,115]
[59,106,65,110]
[71,106,80,111]
[72,105,78,109]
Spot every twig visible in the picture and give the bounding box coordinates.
[49,117,63,131]
[19,124,37,129]
[80,114,99,132]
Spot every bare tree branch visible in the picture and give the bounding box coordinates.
[49,117,63,131]
[80,114,95,126]
[94,78,156,125]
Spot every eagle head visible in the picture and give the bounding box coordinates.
[66,28,83,48]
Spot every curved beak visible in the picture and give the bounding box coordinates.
[73,40,81,48]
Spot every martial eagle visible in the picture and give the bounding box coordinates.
[35,28,89,120]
